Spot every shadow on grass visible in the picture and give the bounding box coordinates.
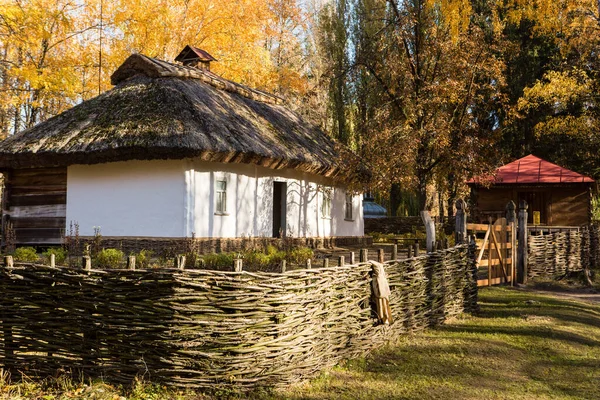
[475,287,600,329]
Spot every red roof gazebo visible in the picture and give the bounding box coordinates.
[468,155,594,226]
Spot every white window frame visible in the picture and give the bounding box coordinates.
[321,186,332,219]
[345,193,354,221]
[215,178,228,215]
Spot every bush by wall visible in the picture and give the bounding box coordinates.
[13,247,38,262]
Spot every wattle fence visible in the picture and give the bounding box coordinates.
[0,244,477,390]
[527,224,600,279]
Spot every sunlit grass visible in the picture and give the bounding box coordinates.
[274,287,600,400]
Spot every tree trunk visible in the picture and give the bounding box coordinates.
[389,183,401,216]
[417,176,429,211]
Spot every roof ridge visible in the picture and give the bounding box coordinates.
[110,54,285,106]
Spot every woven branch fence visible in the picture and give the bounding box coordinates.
[527,225,600,279]
[0,244,477,390]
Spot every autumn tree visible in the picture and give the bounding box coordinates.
[501,0,600,177]
[0,0,313,137]
[340,0,505,211]
[0,0,101,134]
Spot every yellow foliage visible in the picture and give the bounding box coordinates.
[518,69,591,113]
[0,0,309,134]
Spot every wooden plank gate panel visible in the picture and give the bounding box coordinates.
[468,217,516,287]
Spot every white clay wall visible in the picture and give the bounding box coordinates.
[67,159,364,238]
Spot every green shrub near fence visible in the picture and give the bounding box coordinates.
[43,247,67,265]
[95,248,125,268]
[200,246,314,271]
[13,247,38,262]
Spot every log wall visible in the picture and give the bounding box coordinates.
[2,168,67,245]
[470,184,591,226]
[0,244,477,390]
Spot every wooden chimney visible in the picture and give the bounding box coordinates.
[175,45,217,71]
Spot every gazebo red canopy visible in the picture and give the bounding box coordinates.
[468,155,594,226]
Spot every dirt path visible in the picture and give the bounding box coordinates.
[520,287,600,304]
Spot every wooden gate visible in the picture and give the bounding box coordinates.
[467,218,516,287]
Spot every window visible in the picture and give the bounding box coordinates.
[215,179,227,214]
[345,193,353,220]
[321,187,332,218]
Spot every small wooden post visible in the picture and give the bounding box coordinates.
[127,256,136,270]
[433,241,438,252]
[414,243,419,256]
[4,255,13,267]
[323,258,329,268]
[487,222,493,287]
[421,210,436,252]
[517,200,528,284]
[281,260,287,272]
[82,256,91,271]
[349,251,355,264]
[305,259,312,269]
[50,253,56,267]
[234,258,243,272]
[506,201,517,286]
[338,256,345,266]
[407,246,412,258]
[359,248,368,262]
[455,199,467,244]
[378,249,384,263]
[391,244,398,261]
[501,216,507,283]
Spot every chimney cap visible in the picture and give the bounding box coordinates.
[175,45,217,64]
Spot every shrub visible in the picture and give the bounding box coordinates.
[287,247,314,265]
[244,251,271,269]
[265,246,286,266]
[202,252,235,270]
[43,247,67,265]
[13,247,38,262]
[134,249,154,269]
[95,248,125,268]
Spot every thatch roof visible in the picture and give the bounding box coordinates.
[0,54,361,180]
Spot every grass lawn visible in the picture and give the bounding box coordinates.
[274,286,600,400]
[1,286,599,399]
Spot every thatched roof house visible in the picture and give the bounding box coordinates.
[468,155,594,226]
[0,49,366,248]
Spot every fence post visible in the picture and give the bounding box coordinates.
[376,249,384,263]
[414,242,419,257]
[281,260,287,272]
[349,251,355,264]
[421,210,435,252]
[455,199,467,244]
[127,256,136,270]
[517,200,528,284]
[175,255,186,270]
[506,201,516,286]
[406,246,412,258]
[391,244,398,261]
[338,256,345,266]
[4,255,13,267]
[49,253,56,267]
[359,248,368,262]
[82,256,91,271]
[234,258,243,272]
[305,259,312,269]
[322,258,329,268]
